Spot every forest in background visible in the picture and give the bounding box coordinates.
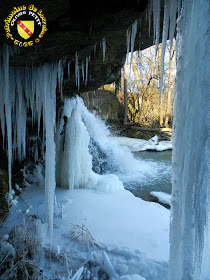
[102,41,176,129]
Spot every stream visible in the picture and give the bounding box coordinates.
[121,150,172,200]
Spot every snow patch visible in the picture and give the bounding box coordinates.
[150,191,171,207]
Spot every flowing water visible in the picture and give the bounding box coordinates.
[124,150,172,199]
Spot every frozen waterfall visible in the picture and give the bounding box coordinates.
[55,97,124,193]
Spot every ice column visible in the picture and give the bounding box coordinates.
[3,47,13,192]
[42,65,57,246]
[168,0,210,279]
[55,98,92,189]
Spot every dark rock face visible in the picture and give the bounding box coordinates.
[0,0,158,96]
[81,89,124,124]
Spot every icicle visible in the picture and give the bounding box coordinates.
[3,46,12,192]
[160,1,169,92]
[82,60,85,83]
[94,43,97,56]
[130,20,138,64]
[77,63,80,91]
[177,0,182,17]
[168,0,178,54]
[148,0,153,36]
[85,57,88,86]
[16,73,26,161]
[126,27,131,56]
[102,38,106,62]
[58,60,64,100]
[0,68,5,144]
[90,22,92,35]
[68,61,71,80]
[152,0,161,57]
[75,52,78,87]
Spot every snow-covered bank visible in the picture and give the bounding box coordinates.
[150,191,171,207]
[110,136,172,152]
[0,184,170,279]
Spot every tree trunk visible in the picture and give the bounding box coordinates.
[131,56,142,121]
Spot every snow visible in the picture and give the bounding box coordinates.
[0,87,171,278]
[150,191,171,207]
[111,136,172,152]
[120,275,145,280]
[0,182,170,279]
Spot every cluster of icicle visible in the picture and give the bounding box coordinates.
[0,46,63,245]
[70,37,106,91]
[127,0,180,91]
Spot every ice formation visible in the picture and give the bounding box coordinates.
[168,0,210,279]
[58,60,64,100]
[102,37,106,62]
[82,59,85,83]
[126,20,138,64]
[75,51,80,90]
[0,49,59,245]
[148,0,209,278]
[55,97,125,193]
[85,56,88,86]
[68,61,71,80]
[152,0,160,56]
